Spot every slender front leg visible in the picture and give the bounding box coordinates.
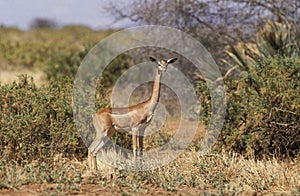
[132,128,138,159]
[138,129,145,156]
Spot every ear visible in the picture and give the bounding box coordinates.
[149,57,157,62]
[167,58,177,64]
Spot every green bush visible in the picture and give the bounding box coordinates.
[0,27,117,79]
[197,21,300,158]
[205,56,300,158]
[0,75,88,164]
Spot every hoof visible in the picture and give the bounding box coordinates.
[137,151,143,157]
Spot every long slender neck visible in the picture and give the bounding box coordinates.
[149,68,162,109]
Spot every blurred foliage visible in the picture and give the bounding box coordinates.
[0,26,133,88]
[101,54,132,88]
[43,45,92,80]
[224,21,300,70]
[198,56,300,158]
[0,26,114,76]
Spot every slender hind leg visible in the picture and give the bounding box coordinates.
[88,128,110,171]
[132,134,137,159]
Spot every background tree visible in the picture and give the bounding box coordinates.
[30,18,58,29]
[106,0,300,66]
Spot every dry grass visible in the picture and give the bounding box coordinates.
[1,149,299,195]
[0,117,298,194]
[0,68,46,86]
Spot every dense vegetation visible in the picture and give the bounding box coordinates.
[198,21,300,158]
[0,76,85,164]
[219,56,299,158]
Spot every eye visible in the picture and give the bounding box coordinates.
[149,57,156,62]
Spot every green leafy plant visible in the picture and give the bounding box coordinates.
[218,56,299,158]
[224,20,300,70]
